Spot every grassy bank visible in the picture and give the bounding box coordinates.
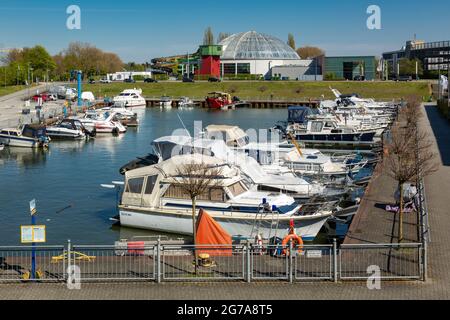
[83,81,432,101]
[0,85,27,98]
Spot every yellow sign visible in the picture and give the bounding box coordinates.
[21,225,46,244]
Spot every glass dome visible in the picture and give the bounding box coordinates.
[219,31,300,60]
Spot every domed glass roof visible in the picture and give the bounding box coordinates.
[219,31,300,60]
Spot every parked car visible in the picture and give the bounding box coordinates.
[88,78,96,84]
[393,75,413,82]
[124,78,136,83]
[208,77,221,82]
[100,78,112,84]
[32,94,49,102]
[182,77,195,83]
[144,78,158,83]
[353,75,365,81]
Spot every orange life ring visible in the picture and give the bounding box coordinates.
[282,234,304,256]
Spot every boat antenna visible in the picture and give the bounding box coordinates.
[177,113,191,138]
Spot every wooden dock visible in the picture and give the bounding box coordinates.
[145,98,319,109]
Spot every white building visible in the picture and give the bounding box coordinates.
[218,31,305,79]
[107,71,152,81]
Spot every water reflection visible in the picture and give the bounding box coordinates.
[0,147,48,168]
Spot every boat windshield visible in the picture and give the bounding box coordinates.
[227,182,246,197]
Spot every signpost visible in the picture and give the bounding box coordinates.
[21,199,46,280]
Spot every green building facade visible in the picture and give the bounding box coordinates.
[324,56,377,80]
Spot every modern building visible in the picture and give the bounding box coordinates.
[324,56,377,80]
[270,60,323,81]
[218,31,305,79]
[383,40,450,76]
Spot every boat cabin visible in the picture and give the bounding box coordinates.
[121,155,245,208]
[205,125,249,148]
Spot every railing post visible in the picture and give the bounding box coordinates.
[333,239,338,283]
[289,240,293,283]
[156,238,161,284]
[246,242,251,283]
[66,239,71,284]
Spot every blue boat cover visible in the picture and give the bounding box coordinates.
[288,106,318,123]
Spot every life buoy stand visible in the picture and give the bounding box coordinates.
[282,234,304,256]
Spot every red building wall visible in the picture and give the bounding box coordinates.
[199,56,221,77]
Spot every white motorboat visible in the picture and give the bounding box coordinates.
[0,125,50,148]
[76,111,127,134]
[159,96,173,109]
[102,103,136,118]
[152,135,328,200]
[0,143,4,151]
[119,154,333,241]
[46,119,95,140]
[177,97,195,109]
[113,89,146,108]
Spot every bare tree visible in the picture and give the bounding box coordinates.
[386,96,438,242]
[203,27,215,45]
[173,161,224,272]
[218,32,231,43]
[296,46,325,59]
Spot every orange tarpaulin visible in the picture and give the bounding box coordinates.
[195,209,232,257]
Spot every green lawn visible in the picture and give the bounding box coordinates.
[83,81,432,101]
[0,85,27,97]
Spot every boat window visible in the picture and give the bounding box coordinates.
[126,178,144,194]
[0,130,9,135]
[164,185,190,200]
[209,188,225,202]
[310,122,324,133]
[144,175,158,195]
[228,182,246,197]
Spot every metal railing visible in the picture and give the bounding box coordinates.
[0,242,425,283]
[0,246,66,282]
[339,243,423,281]
[161,244,246,282]
[71,244,156,282]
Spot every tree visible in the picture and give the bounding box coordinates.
[296,46,325,59]
[54,42,123,79]
[218,32,231,43]
[203,27,214,45]
[287,33,296,50]
[173,160,223,273]
[399,59,423,77]
[386,95,438,242]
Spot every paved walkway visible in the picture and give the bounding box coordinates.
[0,104,449,300]
[0,83,56,128]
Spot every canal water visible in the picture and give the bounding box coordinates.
[0,108,293,245]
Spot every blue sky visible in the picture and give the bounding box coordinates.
[0,0,449,62]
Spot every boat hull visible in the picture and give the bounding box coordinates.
[0,135,40,148]
[119,207,331,241]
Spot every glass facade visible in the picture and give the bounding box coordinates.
[324,56,376,80]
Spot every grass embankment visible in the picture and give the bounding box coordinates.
[84,81,432,101]
[0,85,27,98]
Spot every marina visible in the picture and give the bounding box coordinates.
[0,0,449,302]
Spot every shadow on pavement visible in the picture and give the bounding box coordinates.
[424,106,450,166]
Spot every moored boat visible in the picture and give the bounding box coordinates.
[0,125,50,148]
